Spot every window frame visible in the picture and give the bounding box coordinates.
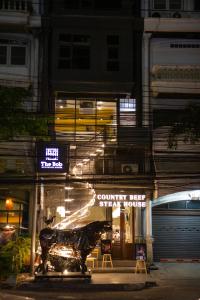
[106,35,119,72]
[0,38,27,67]
[153,0,182,10]
[58,34,91,70]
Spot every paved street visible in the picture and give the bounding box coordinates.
[1,263,200,300]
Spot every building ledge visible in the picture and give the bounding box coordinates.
[144,17,200,33]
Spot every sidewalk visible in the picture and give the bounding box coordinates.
[2,262,200,292]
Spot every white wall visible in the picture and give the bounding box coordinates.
[151,38,200,66]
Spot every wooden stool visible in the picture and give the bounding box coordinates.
[134,259,147,274]
[86,257,96,269]
[102,254,113,268]
[86,248,99,269]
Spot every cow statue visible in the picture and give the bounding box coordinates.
[35,220,112,275]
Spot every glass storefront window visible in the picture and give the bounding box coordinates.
[55,95,117,143]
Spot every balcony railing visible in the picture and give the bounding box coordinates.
[0,0,30,12]
[151,65,200,81]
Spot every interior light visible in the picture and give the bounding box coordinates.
[70,145,76,150]
[56,206,65,217]
[112,207,120,218]
[59,105,63,108]
[90,153,96,156]
[83,158,90,162]
[65,186,74,190]
[96,149,103,152]
[64,198,74,202]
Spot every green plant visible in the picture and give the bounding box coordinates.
[0,236,31,279]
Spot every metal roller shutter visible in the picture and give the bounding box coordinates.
[152,215,200,261]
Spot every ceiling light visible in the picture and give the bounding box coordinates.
[64,198,74,202]
[90,153,96,156]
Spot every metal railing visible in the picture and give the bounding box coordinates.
[152,65,200,81]
[0,0,29,12]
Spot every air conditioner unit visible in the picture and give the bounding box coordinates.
[121,164,138,174]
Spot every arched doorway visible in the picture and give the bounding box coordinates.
[152,190,200,261]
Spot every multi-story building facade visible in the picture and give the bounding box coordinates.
[142,0,200,261]
[0,1,41,233]
[40,0,154,261]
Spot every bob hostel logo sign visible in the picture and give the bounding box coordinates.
[36,142,68,173]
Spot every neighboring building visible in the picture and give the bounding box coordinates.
[40,0,154,260]
[0,0,41,233]
[142,0,200,261]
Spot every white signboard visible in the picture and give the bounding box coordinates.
[96,194,146,208]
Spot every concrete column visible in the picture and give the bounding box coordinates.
[142,32,151,127]
[37,182,44,232]
[134,207,143,243]
[30,174,38,275]
[145,194,153,264]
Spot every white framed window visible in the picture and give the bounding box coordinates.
[0,38,27,66]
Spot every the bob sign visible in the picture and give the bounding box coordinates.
[96,194,146,208]
[36,142,68,173]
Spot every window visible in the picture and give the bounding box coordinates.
[106,35,119,72]
[169,0,181,10]
[120,98,136,112]
[153,0,182,10]
[120,98,136,126]
[153,0,166,9]
[194,0,200,11]
[170,43,200,48]
[58,34,90,70]
[0,39,27,66]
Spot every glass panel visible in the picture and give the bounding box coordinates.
[55,96,117,142]
[120,98,136,112]
[187,200,200,209]
[120,99,136,126]
[11,46,26,65]
[168,201,186,209]
[194,0,200,10]
[169,0,182,10]
[112,207,120,243]
[124,207,133,243]
[55,98,76,140]
[0,46,7,64]
[153,0,166,9]
[72,46,90,69]
[107,61,119,71]
[107,35,119,45]
[97,100,117,142]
